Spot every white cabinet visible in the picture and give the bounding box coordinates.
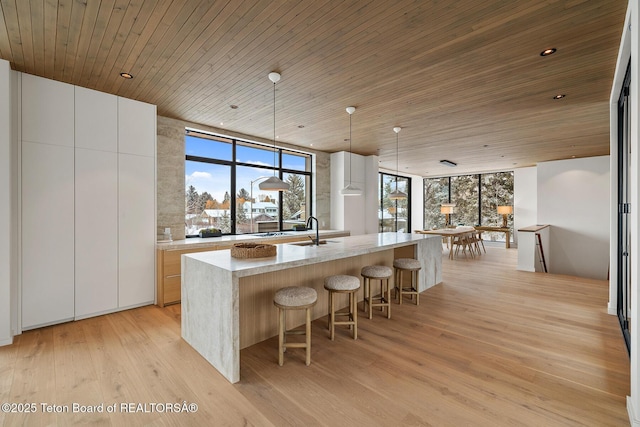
[21,141,75,329]
[20,73,156,330]
[75,86,118,152]
[74,87,119,319]
[74,148,119,318]
[21,73,74,147]
[118,97,156,157]
[118,154,155,308]
[21,74,75,330]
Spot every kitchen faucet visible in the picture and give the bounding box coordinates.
[306,216,320,246]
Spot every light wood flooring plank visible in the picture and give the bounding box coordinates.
[0,245,629,426]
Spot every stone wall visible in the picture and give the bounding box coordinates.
[156,115,331,240]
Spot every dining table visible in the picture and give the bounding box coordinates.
[416,227,478,259]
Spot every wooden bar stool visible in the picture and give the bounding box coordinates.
[273,286,318,366]
[324,275,360,340]
[393,258,421,305]
[361,265,393,319]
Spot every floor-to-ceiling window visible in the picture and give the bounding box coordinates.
[378,172,411,232]
[451,174,480,226]
[617,62,631,355]
[423,171,514,243]
[185,129,312,236]
[424,177,450,229]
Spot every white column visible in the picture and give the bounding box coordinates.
[0,59,13,345]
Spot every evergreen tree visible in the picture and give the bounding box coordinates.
[283,175,305,219]
[186,185,199,214]
[236,188,250,223]
[196,191,213,214]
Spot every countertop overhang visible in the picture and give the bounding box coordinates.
[185,232,440,277]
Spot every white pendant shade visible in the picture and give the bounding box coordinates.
[263,71,290,192]
[342,105,362,197]
[340,184,362,196]
[259,175,290,191]
[390,126,407,200]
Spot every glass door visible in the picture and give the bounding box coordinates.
[617,62,631,355]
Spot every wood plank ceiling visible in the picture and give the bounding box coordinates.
[0,0,626,177]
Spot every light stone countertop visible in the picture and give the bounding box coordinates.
[185,232,439,277]
[157,229,348,250]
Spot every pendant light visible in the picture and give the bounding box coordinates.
[388,126,407,200]
[259,71,290,191]
[340,106,363,196]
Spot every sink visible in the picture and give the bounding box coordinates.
[289,240,337,247]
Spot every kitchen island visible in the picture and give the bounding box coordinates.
[182,232,442,383]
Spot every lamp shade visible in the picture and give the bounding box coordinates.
[497,205,513,215]
[440,204,455,214]
[340,184,363,196]
[389,189,407,200]
[258,175,290,191]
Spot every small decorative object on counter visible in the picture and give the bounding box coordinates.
[292,224,307,231]
[163,227,173,241]
[231,243,276,258]
[199,228,222,238]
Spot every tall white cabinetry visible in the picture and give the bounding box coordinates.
[21,74,75,329]
[117,97,156,309]
[74,87,119,319]
[21,75,156,330]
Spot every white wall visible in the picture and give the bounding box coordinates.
[537,156,610,280]
[330,151,378,235]
[0,59,14,345]
[514,167,538,242]
[409,174,424,232]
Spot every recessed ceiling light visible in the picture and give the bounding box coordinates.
[553,94,566,99]
[220,122,224,126]
[119,72,133,79]
[230,105,238,109]
[540,48,557,56]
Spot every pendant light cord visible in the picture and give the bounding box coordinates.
[349,113,353,185]
[395,131,399,192]
[272,80,277,176]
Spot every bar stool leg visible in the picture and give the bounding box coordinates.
[278,307,284,366]
[351,292,358,339]
[305,307,312,366]
[367,278,373,319]
[329,291,335,340]
[398,269,404,305]
[385,278,391,319]
[363,277,369,315]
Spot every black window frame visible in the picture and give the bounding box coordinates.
[185,129,313,236]
[378,171,412,233]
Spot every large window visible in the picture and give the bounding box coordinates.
[185,130,312,236]
[423,171,514,242]
[423,177,449,229]
[451,175,479,226]
[378,172,411,233]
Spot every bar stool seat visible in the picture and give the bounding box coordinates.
[273,286,317,366]
[324,275,360,340]
[393,258,421,305]
[361,265,393,319]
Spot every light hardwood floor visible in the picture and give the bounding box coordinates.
[0,246,630,426]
